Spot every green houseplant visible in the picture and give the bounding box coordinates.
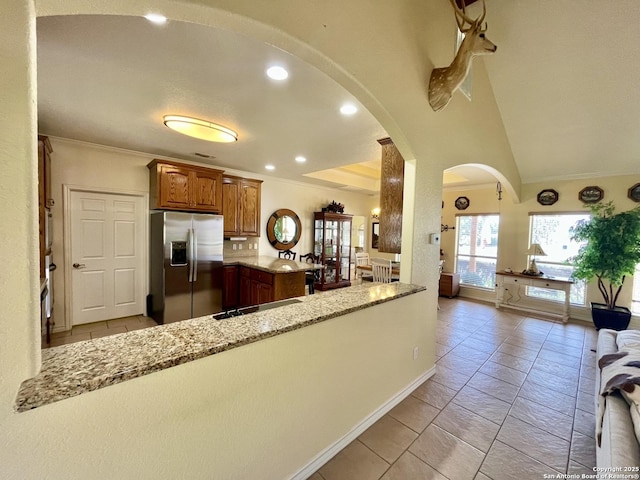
[569,201,640,330]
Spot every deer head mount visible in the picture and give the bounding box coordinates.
[428,0,497,112]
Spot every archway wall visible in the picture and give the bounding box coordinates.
[0,1,520,478]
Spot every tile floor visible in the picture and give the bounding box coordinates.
[309,297,599,480]
[44,314,157,348]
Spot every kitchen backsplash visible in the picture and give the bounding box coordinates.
[223,239,259,258]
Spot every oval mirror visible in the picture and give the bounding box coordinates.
[267,208,302,250]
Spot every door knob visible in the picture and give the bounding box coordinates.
[73,263,86,269]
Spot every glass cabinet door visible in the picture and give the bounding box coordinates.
[339,219,351,281]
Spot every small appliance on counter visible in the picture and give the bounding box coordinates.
[148,211,224,324]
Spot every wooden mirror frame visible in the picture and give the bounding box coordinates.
[267,208,302,250]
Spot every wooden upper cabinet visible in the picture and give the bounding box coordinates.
[147,159,223,213]
[222,175,262,237]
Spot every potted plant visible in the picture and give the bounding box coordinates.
[569,201,640,330]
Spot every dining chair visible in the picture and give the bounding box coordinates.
[371,257,392,283]
[299,252,319,294]
[355,252,372,281]
[278,249,296,261]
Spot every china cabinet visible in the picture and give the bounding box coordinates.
[313,212,352,290]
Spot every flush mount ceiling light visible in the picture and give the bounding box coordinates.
[163,115,238,143]
[144,13,167,25]
[339,103,358,115]
[265,165,275,171]
[266,66,289,80]
[295,156,306,163]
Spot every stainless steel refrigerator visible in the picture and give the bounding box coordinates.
[148,211,224,324]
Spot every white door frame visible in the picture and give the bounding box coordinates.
[63,184,148,331]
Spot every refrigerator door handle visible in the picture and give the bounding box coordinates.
[193,228,198,282]
[187,228,194,283]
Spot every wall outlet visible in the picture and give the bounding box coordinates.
[413,346,419,360]
[238,244,242,250]
[232,244,237,250]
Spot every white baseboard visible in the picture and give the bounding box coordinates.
[289,366,436,480]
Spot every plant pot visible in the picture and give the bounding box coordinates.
[590,302,632,331]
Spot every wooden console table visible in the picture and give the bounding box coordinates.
[495,271,573,323]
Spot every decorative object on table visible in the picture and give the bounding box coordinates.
[579,186,604,204]
[522,243,546,276]
[568,201,640,330]
[322,201,344,213]
[536,189,559,206]
[628,183,640,202]
[267,208,301,251]
[454,196,470,210]
[428,0,497,112]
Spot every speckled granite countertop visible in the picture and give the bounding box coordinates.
[223,255,322,273]
[16,282,424,412]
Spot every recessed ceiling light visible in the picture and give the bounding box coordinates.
[163,115,238,143]
[266,66,289,81]
[265,165,276,171]
[295,156,307,163]
[340,103,358,115]
[144,13,167,25]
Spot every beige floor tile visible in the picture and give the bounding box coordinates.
[307,473,324,480]
[525,368,578,397]
[569,431,596,469]
[497,415,570,472]
[452,385,511,425]
[457,337,498,354]
[537,348,582,368]
[544,335,584,350]
[474,473,492,480]
[106,316,141,328]
[433,402,499,452]
[318,440,389,480]
[411,379,457,409]
[576,389,594,414]
[532,357,580,381]
[578,375,596,394]
[480,441,561,480]
[91,325,127,339]
[568,460,593,475]
[508,396,573,441]
[573,409,595,438]
[436,352,481,377]
[430,364,472,391]
[388,394,439,433]
[504,336,544,351]
[50,330,71,339]
[478,361,527,386]
[409,424,484,480]
[48,332,91,347]
[435,343,453,357]
[467,372,520,403]
[449,344,493,363]
[519,379,577,417]
[497,343,539,361]
[380,452,448,480]
[72,320,108,334]
[358,415,418,464]
[488,351,533,373]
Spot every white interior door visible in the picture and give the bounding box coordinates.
[70,190,145,325]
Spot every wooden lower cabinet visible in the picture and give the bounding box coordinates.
[222,266,239,310]
[439,272,460,298]
[231,265,305,308]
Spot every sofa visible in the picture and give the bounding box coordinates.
[595,329,640,468]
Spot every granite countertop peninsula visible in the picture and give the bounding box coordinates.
[16,282,425,412]
[223,255,323,273]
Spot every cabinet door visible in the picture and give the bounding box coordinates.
[256,282,273,304]
[239,180,261,236]
[192,169,222,212]
[222,179,240,236]
[222,266,239,309]
[239,274,252,307]
[158,164,192,209]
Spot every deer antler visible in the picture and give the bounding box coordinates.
[448,0,486,32]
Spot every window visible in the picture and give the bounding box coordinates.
[632,264,640,315]
[455,214,499,289]
[528,213,590,304]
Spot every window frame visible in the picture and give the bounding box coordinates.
[454,213,500,290]
[526,211,590,306]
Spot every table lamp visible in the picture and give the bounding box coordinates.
[525,243,546,275]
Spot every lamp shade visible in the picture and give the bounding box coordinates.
[526,243,546,256]
[163,115,238,143]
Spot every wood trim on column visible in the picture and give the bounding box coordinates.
[377,137,404,254]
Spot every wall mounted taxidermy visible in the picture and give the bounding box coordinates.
[428,0,497,112]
